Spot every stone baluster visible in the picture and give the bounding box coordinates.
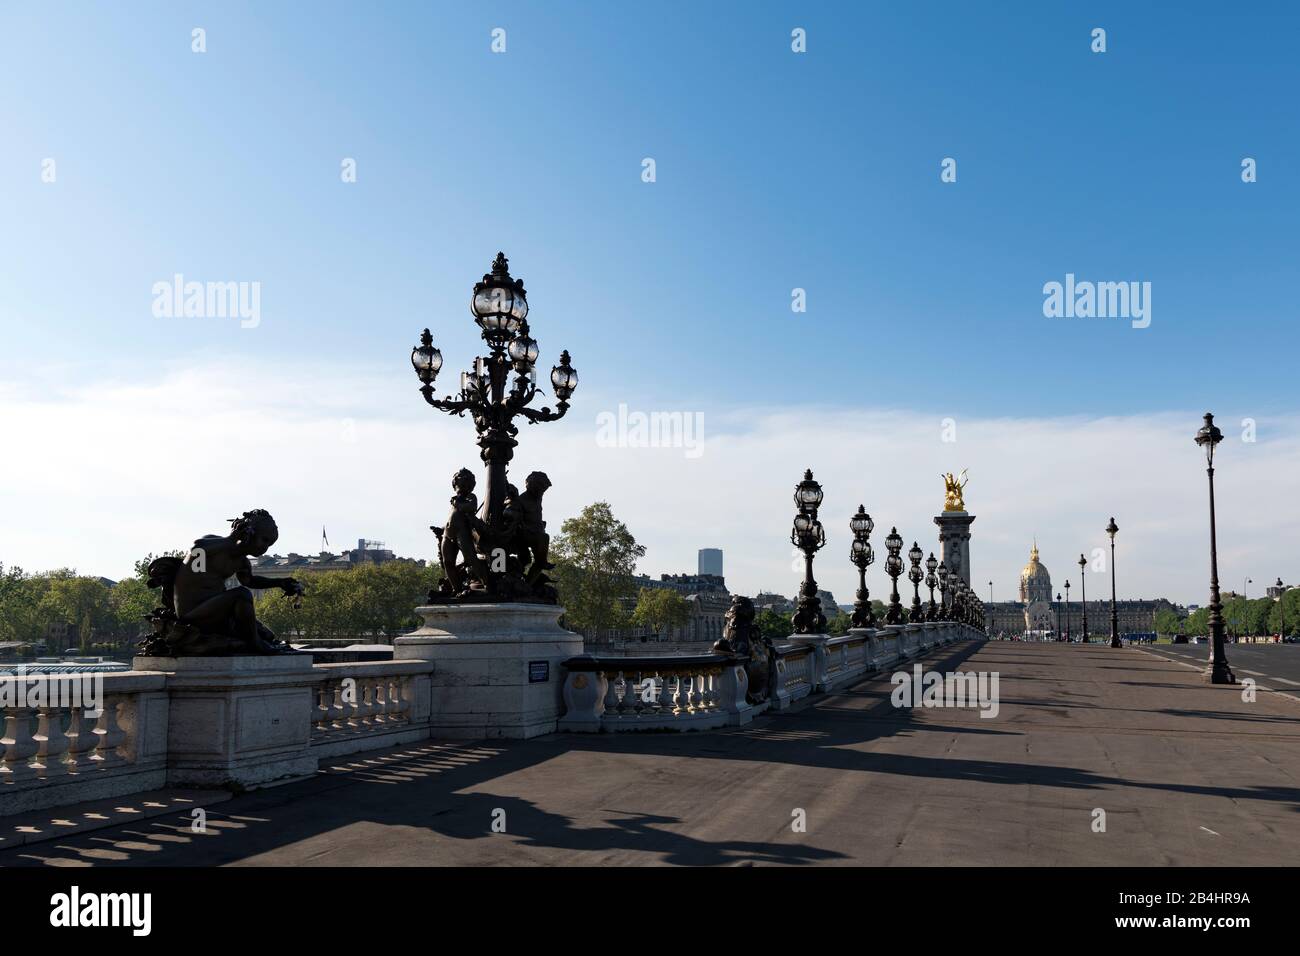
[1,709,39,782]
[602,671,620,716]
[657,673,673,714]
[33,707,71,778]
[344,679,364,729]
[690,671,705,711]
[390,677,410,722]
[91,699,127,768]
[315,685,333,730]
[328,683,347,730]
[63,708,97,772]
[630,671,645,716]
[371,679,389,725]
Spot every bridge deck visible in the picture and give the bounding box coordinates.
[3,641,1298,866]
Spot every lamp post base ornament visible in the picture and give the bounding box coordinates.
[427,469,559,605]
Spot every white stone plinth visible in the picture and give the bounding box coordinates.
[132,655,322,790]
[395,603,583,739]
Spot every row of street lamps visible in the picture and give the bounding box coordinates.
[791,470,985,635]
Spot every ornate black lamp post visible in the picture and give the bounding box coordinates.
[790,470,827,634]
[1055,592,1063,641]
[1106,517,1121,647]
[1063,579,1072,642]
[907,542,925,623]
[925,553,940,621]
[411,253,577,601]
[1077,554,1089,643]
[883,528,905,625]
[1195,413,1236,684]
[936,562,950,621]
[412,253,576,530]
[849,506,876,628]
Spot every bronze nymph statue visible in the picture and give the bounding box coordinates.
[138,509,304,657]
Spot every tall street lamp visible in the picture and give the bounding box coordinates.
[1195,413,1236,684]
[849,506,876,628]
[790,470,827,634]
[1055,592,1063,641]
[411,252,577,601]
[1106,517,1121,647]
[1277,577,1286,643]
[1063,580,1072,643]
[937,562,950,621]
[907,542,925,623]
[1078,554,1089,643]
[926,554,940,622]
[884,528,906,625]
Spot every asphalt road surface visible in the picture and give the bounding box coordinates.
[1148,642,1300,697]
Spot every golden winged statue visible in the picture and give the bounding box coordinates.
[942,469,969,512]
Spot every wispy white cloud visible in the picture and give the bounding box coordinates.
[2,359,1295,608]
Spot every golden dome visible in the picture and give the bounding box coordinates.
[1019,542,1052,603]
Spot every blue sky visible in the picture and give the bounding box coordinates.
[4,2,1297,413]
[2,2,1297,601]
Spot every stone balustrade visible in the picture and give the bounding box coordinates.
[562,621,986,728]
[0,658,436,817]
[310,661,435,758]
[558,654,755,732]
[0,670,169,816]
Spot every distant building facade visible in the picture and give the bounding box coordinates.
[249,538,426,580]
[985,542,1184,638]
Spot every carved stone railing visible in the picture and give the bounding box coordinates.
[769,643,815,710]
[558,654,756,732]
[0,671,169,816]
[561,620,985,726]
[310,661,435,759]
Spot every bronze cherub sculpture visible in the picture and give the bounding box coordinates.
[137,509,304,657]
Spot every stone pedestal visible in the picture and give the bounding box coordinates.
[132,655,323,790]
[395,603,583,739]
[934,511,976,586]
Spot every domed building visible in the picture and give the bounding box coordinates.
[1019,543,1052,604]
[984,540,1187,639]
[1019,543,1055,633]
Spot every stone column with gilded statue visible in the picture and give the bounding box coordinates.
[934,469,975,588]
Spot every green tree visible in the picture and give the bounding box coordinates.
[1153,607,1183,639]
[254,562,440,646]
[1267,589,1300,637]
[42,575,111,652]
[827,611,852,636]
[630,587,690,641]
[108,577,155,642]
[0,564,48,646]
[755,609,791,643]
[551,502,645,634]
